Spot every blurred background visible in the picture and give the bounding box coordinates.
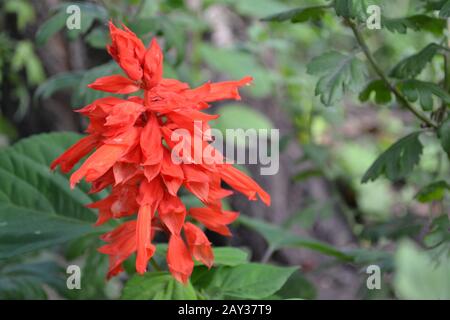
[0,0,449,300]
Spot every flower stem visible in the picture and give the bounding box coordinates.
[346,19,438,129]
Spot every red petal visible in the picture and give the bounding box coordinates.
[140,113,163,165]
[167,235,194,284]
[158,194,186,235]
[189,207,239,236]
[143,38,163,88]
[136,204,156,274]
[184,222,214,268]
[50,135,100,173]
[88,75,140,94]
[220,164,271,206]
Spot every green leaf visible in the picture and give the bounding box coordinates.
[398,79,450,111]
[211,247,249,267]
[35,11,67,46]
[415,180,450,203]
[155,244,249,267]
[383,15,446,35]
[0,133,99,259]
[72,62,122,108]
[238,215,352,261]
[121,272,197,300]
[34,71,83,102]
[307,51,366,106]
[85,27,109,49]
[438,117,450,158]
[12,41,45,86]
[334,0,354,18]
[361,132,423,183]
[199,44,272,98]
[261,5,328,23]
[390,43,441,79]
[274,270,316,300]
[212,103,274,148]
[200,263,297,299]
[439,0,450,18]
[394,241,450,299]
[234,0,290,18]
[359,80,392,104]
[5,0,35,30]
[0,261,65,299]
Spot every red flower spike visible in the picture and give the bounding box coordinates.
[51,21,270,283]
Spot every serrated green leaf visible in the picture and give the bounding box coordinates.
[361,132,423,183]
[390,43,441,79]
[415,180,450,203]
[359,79,392,104]
[307,51,367,106]
[398,79,450,111]
[261,5,328,23]
[122,272,197,300]
[0,133,99,259]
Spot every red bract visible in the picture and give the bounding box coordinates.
[51,21,271,283]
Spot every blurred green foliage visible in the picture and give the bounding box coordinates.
[0,0,449,300]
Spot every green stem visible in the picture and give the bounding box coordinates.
[347,19,438,129]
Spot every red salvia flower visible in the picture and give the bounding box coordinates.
[51,21,271,283]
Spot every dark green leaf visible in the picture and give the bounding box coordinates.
[34,71,83,103]
[361,132,423,183]
[415,180,450,203]
[307,51,366,106]
[383,15,446,35]
[334,0,354,18]
[35,11,66,46]
[274,270,316,300]
[390,43,442,79]
[398,79,450,111]
[359,80,392,104]
[121,272,197,300]
[200,263,297,299]
[0,133,99,259]
[0,261,65,299]
[439,0,450,18]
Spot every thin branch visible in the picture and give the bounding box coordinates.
[346,19,438,129]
